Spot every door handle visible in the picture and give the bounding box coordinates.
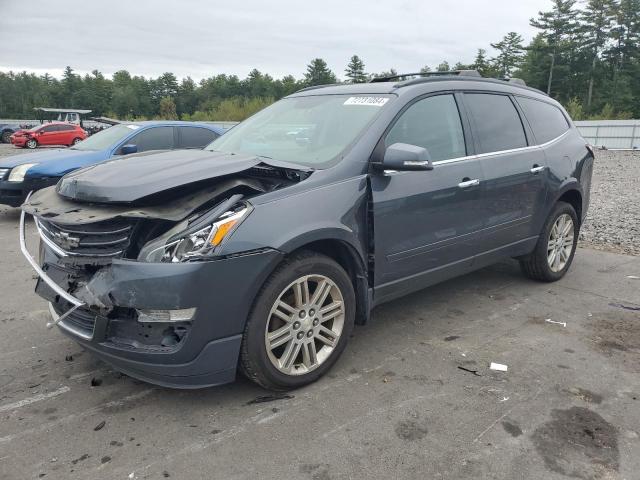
[530,165,546,174]
[458,178,480,188]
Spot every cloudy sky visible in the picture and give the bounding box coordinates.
[0,0,550,81]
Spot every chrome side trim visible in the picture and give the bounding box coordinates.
[19,201,84,308]
[430,129,572,167]
[48,302,93,340]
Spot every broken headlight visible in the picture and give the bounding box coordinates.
[140,204,251,263]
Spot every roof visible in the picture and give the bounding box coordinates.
[289,75,546,98]
[34,107,92,114]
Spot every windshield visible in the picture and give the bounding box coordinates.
[71,124,139,151]
[205,94,391,168]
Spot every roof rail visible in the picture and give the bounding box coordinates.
[294,83,340,93]
[370,70,481,83]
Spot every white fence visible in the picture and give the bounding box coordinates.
[574,120,640,150]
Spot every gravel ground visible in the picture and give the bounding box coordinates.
[579,150,640,256]
[0,144,638,256]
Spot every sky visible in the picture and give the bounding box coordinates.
[0,0,550,81]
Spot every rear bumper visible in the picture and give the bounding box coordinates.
[23,207,283,387]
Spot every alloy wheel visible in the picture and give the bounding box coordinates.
[547,213,574,272]
[265,274,345,375]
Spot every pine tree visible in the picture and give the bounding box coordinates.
[529,0,580,97]
[304,58,337,86]
[345,55,367,83]
[580,0,616,107]
[490,32,525,77]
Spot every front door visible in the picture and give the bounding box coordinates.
[370,93,485,304]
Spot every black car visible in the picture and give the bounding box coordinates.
[21,70,593,390]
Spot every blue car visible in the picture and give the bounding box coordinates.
[0,121,224,207]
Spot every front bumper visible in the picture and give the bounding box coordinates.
[21,209,284,388]
[0,176,58,207]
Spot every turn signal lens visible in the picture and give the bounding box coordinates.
[210,219,238,246]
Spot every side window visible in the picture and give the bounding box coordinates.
[178,127,219,149]
[464,93,527,154]
[128,126,174,152]
[516,96,569,144]
[385,94,466,161]
[60,124,75,131]
[42,125,58,133]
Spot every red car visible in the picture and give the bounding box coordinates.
[10,122,88,149]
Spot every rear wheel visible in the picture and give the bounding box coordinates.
[1,130,11,144]
[520,201,579,282]
[71,137,82,145]
[240,251,355,390]
[25,139,37,149]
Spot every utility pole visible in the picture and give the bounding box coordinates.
[547,53,555,95]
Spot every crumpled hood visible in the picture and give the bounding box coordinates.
[0,148,102,170]
[56,149,309,204]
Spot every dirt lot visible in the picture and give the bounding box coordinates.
[0,144,639,479]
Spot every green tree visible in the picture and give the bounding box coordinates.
[436,61,450,72]
[580,0,616,108]
[158,96,178,120]
[490,32,525,77]
[345,55,368,83]
[304,58,337,86]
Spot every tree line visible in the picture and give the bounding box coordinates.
[0,0,638,122]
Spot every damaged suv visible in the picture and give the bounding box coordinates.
[21,71,593,390]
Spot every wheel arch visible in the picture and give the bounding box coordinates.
[552,184,584,225]
[280,234,371,325]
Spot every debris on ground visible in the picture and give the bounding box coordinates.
[457,366,481,376]
[93,420,106,431]
[246,393,294,405]
[490,362,508,372]
[64,355,73,361]
[90,377,102,387]
[626,275,639,280]
[545,319,567,327]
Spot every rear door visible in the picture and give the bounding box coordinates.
[370,93,485,301]
[462,92,547,249]
[176,126,219,149]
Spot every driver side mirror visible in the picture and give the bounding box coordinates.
[381,143,433,171]
[120,144,138,155]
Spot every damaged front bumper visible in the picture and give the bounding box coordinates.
[21,209,283,388]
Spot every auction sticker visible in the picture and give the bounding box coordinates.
[344,96,389,106]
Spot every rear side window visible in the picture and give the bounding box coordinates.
[59,124,75,131]
[386,94,466,161]
[129,126,174,152]
[177,127,219,149]
[516,96,569,144]
[464,93,527,154]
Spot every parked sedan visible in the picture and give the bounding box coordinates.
[10,122,88,149]
[0,121,224,207]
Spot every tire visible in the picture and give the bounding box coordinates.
[1,130,11,144]
[520,201,579,282]
[240,251,355,390]
[25,139,38,149]
[71,137,82,145]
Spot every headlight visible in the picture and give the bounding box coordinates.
[8,163,39,182]
[141,204,251,263]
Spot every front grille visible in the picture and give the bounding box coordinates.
[37,217,135,258]
[0,168,9,180]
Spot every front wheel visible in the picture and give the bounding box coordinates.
[25,139,37,149]
[240,251,355,390]
[520,201,579,282]
[1,131,11,144]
